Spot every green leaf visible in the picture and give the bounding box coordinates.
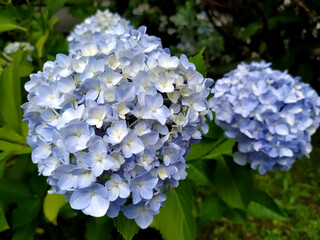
[86,215,113,240]
[0,159,6,178]
[43,193,66,225]
[223,208,247,224]
[30,174,47,197]
[187,138,234,162]
[186,138,215,162]
[239,22,260,40]
[0,140,31,154]
[247,190,285,220]
[202,139,235,160]
[19,52,34,77]
[203,116,224,140]
[187,160,214,185]
[0,151,11,162]
[12,199,41,228]
[0,202,9,232]
[0,0,11,4]
[0,178,32,203]
[0,127,26,145]
[0,50,23,134]
[0,15,26,33]
[114,212,140,240]
[199,193,228,220]
[155,180,196,240]
[189,47,206,77]
[214,156,253,210]
[58,204,78,219]
[6,155,32,180]
[35,31,49,59]
[13,219,38,240]
[44,0,68,20]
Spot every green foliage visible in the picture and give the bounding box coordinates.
[12,199,41,228]
[12,219,38,240]
[0,14,26,32]
[113,212,140,240]
[155,180,196,240]
[0,202,9,232]
[0,1,318,239]
[43,193,67,225]
[0,49,24,134]
[214,156,253,210]
[43,0,68,20]
[187,160,214,186]
[189,47,206,77]
[0,178,33,204]
[86,215,113,240]
[247,190,285,220]
[199,193,227,220]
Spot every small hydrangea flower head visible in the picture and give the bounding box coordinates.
[67,9,134,52]
[210,61,320,174]
[23,10,213,229]
[4,41,34,61]
[4,41,34,54]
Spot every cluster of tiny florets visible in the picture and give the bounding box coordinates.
[23,10,213,228]
[67,10,133,53]
[210,61,320,174]
[4,41,34,54]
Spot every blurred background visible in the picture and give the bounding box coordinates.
[0,0,319,239]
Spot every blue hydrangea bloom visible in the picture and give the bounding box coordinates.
[209,61,320,174]
[22,10,213,229]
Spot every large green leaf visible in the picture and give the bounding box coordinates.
[223,208,247,224]
[202,139,235,160]
[6,155,33,180]
[0,15,26,33]
[0,152,11,162]
[187,138,233,162]
[214,156,253,210]
[0,127,26,145]
[187,160,214,185]
[189,47,206,77]
[0,159,6,178]
[199,193,228,220]
[13,219,38,240]
[155,180,196,240]
[86,215,113,240]
[186,138,216,162]
[0,50,23,134]
[247,190,285,220]
[0,178,32,203]
[0,140,31,154]
[12,199,41,228]
[113,212,140,240]
[0,202,9,232]
[43,193,66,225]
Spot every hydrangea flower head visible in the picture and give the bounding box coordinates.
[23,10,213,229]
[67,9,133,52]
[210,61,320,174]
[4,41,34,54]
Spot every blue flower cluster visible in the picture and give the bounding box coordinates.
[23,10,213,228]
[67,9,134,54]
[209,61,320,174]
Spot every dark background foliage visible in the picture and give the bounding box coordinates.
[0,0,319,239]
